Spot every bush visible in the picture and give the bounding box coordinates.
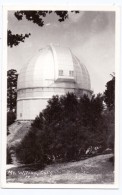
[7,111,16,135]
[104,108,115,152]
[7,147,12,164]
[14,128,45,165]
[14,93,109,165]
[7,111,16,126]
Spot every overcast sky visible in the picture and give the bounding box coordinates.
[7,10,115,94]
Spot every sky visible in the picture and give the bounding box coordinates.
[7,10,115,94]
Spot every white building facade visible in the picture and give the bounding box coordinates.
[17,44,92,120]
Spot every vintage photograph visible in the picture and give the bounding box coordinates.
[2,6,120,187]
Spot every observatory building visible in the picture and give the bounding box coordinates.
[17,44,92,120]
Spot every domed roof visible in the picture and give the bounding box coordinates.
[17,44,91,91]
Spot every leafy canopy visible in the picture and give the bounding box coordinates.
[8,11,80,47]
[7,69,18,111]
[104,74,115,110]
[14,93,107,165]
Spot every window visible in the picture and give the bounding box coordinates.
[59,70,63,76]
[69,70,74,77]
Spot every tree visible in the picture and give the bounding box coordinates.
[103,109,115,151]
[14,93,107,165]
[79,94,104,129]
[7,111,16,127]
[104,74,115,110]
[14,11,79,25]
[8,30,31,48]
[7,69,18,111]
[103,74,115,154]
[8,11,80,47]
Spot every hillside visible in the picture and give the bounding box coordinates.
[7,154,114,184]
[8,121,31,147]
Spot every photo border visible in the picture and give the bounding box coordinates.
[1,5,120,189]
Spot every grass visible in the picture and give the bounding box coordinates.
[6,153,114,184]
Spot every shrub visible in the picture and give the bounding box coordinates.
[14,128,44,165]
[7,111,16,126]
[7,111,16,135]
[104,108,115,152]
[14,93,109,165]
[7,147,12,164]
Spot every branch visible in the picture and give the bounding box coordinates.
[7,30,31,47]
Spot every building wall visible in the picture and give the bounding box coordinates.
[17,87,92,120]
[17,98,48,120]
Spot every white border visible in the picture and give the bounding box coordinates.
[1,5,120,189]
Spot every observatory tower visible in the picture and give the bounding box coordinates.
[17,44,92,120]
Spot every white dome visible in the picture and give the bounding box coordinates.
[17,44,91,120]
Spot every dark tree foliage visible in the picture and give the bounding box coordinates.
[7,69,18,111]
[104,74,115,110]
[14,128,46,164]
[8,11,79,47]
[7,147,12,164]
[103,75,115,155]
[15,93,108,165]
[104,108,115,152]
[7,111,16,127]
[14,11,80,25]
[79,94,104,129]
[8,30,31,47]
